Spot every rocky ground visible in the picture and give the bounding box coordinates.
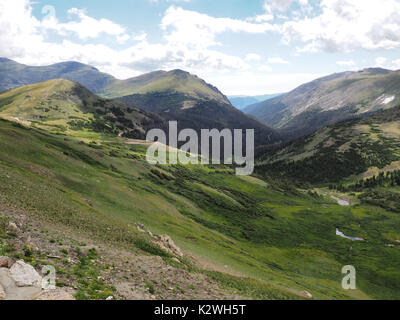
[0,207,243,300]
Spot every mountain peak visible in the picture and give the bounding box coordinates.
[360,67,391,75]
[0,57,14,63]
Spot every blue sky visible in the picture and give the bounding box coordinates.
[1,0,400,95]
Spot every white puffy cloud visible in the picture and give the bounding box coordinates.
[245,54,262,62]
[281,0,400,52]
[45,8,129,40]
[161,6,277,49]
[0,1,252,79]
[267,57,290,64]
[392,59,400,70]
[373,57,400,70]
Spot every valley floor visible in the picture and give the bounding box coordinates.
[0,119,399,300]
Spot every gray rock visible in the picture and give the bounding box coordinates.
[9,260,42,287]
[0,268,41,300]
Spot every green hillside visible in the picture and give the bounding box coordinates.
[103,69,230,104]
[0,58,116,93]
[0,79,164,139]
[256,106,400,184]
[0,94,400,299]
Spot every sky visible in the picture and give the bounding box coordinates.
[1,0,400,95]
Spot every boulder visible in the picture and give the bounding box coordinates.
[9,260,42,287]
[303,290,313,299]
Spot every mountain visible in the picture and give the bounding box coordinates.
[229,94,283,110]
[112,70,281,146]
[0,79,164,139]
[256,105,400,184]
[229,96,259,110]
[246,68,400,137]
[0,59,280,146]
[0,58,116,93]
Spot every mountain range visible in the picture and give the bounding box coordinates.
[0,58,280,147]
[245,68,400,137]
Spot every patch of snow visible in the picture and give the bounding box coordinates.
[382,95,395,104]
[331,196,349,206]
[336,228,364,241]
[375,94,395,105]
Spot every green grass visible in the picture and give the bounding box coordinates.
[0,118,399,299]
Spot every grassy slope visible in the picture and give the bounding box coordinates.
[257,106,400,184]
[102,70,230,105]
[247,69,400,137]
[0,79,164,139]
[0,119,399,299]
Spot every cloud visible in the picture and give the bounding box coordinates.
[42,8,129,40]
[0,1,253,79]
[259,65,273,72]
[133,32,148,41]
[392,59,400,70]
[281,0,400,52]
[336,60,355,66]
[206,71,324,95]
[373,56,400,70]
[265,0,309,12]
[245,53,262,62]
[267,57,290,64]
[161,6,277,49]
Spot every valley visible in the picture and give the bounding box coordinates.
[0,59,400,301]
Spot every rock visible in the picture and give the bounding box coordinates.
[0,283,6,300]
[155,235,184,257]
[0,268,41,300]
[0,256,13,268]
[7,222,18,232]
[106,296,114,300]
[9,260,42,287]
[303,290,313,299]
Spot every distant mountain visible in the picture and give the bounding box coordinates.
[0,58,116,94]
[229,94,282,110]
[256,105,400,183]
[246,68,400,137]
[0,79,164,139]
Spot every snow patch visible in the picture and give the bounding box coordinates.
[336,229,364,241]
